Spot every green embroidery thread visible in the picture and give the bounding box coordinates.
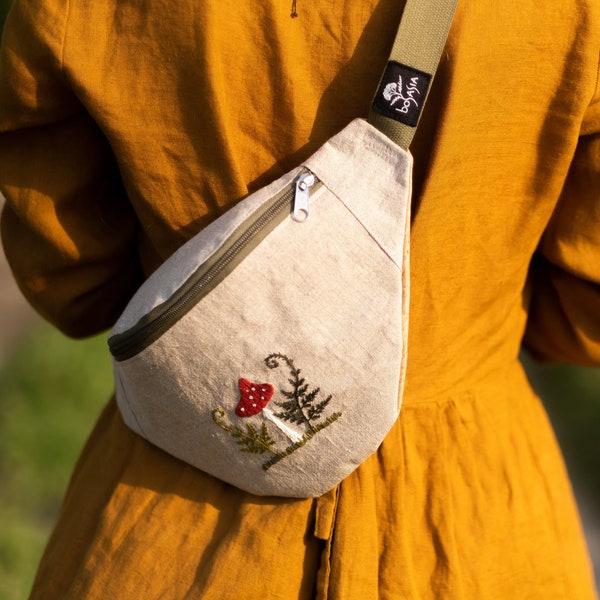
[212,353,342,470]
[212,408,277,455]
[266,353,337,432]
[261,412,342,470]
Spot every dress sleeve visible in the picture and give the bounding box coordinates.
[523,71,600,366]
[0,0,143,338]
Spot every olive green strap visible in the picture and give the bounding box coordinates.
[368,0,458,149]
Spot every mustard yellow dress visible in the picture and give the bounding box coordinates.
[1,0,599,597]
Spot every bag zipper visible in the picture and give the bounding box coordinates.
[292,172,315,222]
[109,169,321,361]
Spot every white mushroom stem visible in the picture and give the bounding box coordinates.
[262,408,303,443]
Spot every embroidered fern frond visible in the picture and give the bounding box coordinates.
[265,353,341,432]
[212,408,276,455]
[300,387,320,408]
[297,384,309,398]
[237,422,276,454]
[273,409,306,425]
[307,394,332,420]
[275,399,296,411]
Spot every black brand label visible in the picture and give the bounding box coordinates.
[371,61,432,127]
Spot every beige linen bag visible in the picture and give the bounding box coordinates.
[108,0,457,498]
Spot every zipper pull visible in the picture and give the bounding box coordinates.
[292,171,315,222]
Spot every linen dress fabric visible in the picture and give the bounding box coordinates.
[0,0,599,598]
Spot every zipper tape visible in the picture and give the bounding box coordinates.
[109,171,321,361]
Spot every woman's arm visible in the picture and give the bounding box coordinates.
[0,0,142,338]
[524,82,600,365]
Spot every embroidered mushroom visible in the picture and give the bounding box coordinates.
[235,378,274,417]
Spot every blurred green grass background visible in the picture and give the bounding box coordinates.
[0,322,112,600]
[0,0,9,35]
[523,355,600,503]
